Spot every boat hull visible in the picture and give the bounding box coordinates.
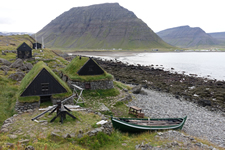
[111,116,187,133]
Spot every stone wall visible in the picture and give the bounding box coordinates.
[15,100,40,113]
[61,73,114,90]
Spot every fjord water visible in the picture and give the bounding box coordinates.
[116,52,225,81]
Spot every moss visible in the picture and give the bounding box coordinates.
[17,61,72,102]
[62,56,113,82]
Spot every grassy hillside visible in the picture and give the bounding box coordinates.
[0,35,35,50]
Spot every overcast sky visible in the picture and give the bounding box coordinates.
[0,0,224,33]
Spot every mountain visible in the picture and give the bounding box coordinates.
[35,3,173,50]
[157,25,218,48]
[208,32,225,44]
[0,32,33,36]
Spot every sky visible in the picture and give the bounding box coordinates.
[0,0,225,33]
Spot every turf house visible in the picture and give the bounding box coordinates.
[16,61,72,112]
[17,42,32,59]
[33,42,42,49]
[61,56,114,90]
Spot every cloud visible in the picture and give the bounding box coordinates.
[0,17,14,24]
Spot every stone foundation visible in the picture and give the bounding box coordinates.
[16,96,75,113]
[15,100,40,113]
[61,74,114,90]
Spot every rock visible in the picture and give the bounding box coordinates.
[8,72,25,81]
[131,84,142,94]
[8,134,18,139]
[77,133,83,139]
[0,128,9,133]
[25,63,33,70]
[25,145,35,150]
[118,94,132,102]
[99,103,110,112]
[198,99,212,107]
[63,133,71,139]
[18,139,30,144]
[19,64,27,71]
[0,65,11,71]
[51,132,60,137]
[70,133,76,138]
[122,143,127,146]
[0,58,11,66]
[6,143,14,149]
[2,51,6,55]
[10,58,23,68]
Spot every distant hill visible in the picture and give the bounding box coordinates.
[157,25,218,48]
[35,3,173,50]
[0,32,33,36]
[0,35,35,50]
[208,32,225,44]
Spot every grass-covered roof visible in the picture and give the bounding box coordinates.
[62,56,113,82]
[17,61,72,102]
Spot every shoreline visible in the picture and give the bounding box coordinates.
[91,57,225,114]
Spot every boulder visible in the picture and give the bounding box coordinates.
[19,64,27,71]
[0,58,11,66]
[24,63,33,70]
[131,84,142,94]
[0,65,11,71]
[10,58,23,68]
[8,72,25,81]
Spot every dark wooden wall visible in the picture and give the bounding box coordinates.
[17,42,32,59]
[21,68,67,97]
[33,43,42,49]
[77,58,104,75]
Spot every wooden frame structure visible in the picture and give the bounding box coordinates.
[72,84,84,104]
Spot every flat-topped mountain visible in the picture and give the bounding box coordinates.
[36,3,173,50]
[157,25,218,48]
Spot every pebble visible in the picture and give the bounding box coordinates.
[129,89,225,148]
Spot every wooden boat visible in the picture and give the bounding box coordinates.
[111,116,187,133]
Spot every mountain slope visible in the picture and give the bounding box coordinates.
[157,25,218,48]
[208,32,225,44]
[36,3,173,50]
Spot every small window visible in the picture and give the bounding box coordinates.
[85,83,91,89]
[41,83,49,93]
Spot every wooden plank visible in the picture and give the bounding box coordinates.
[130,106,142,111]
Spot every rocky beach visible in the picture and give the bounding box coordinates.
[129,88,225,148]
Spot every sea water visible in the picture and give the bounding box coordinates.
[116,52,225,81]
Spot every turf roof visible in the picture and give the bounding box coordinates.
[62,56,113,82]
[17,61,72,103]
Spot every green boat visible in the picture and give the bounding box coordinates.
[111,116,187,133]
